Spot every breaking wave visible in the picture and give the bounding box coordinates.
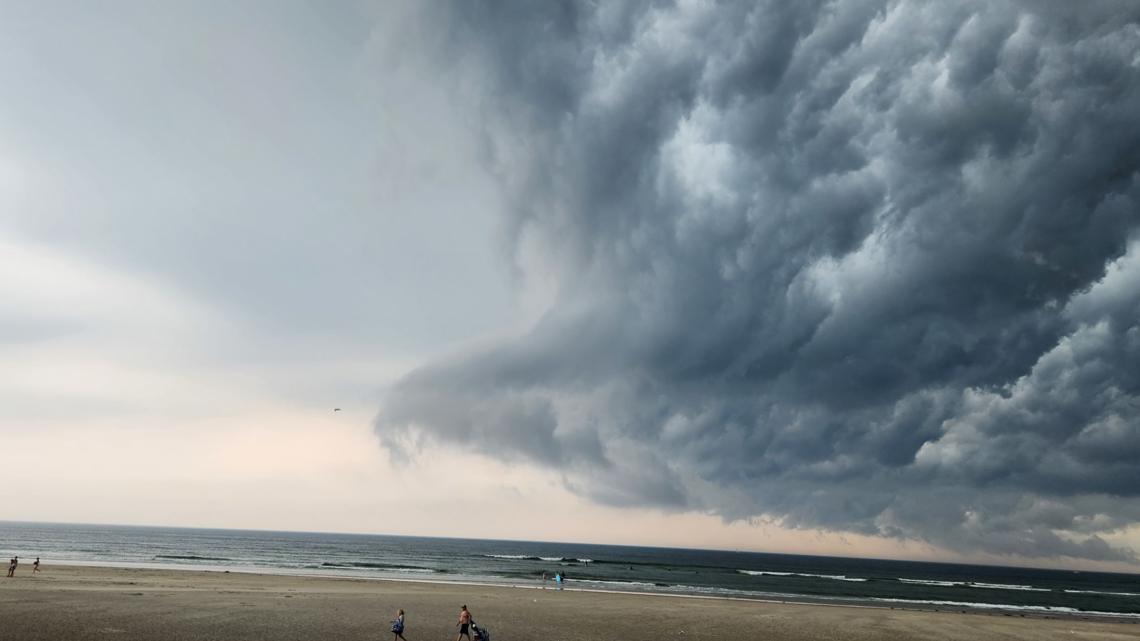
[738,570,867,582]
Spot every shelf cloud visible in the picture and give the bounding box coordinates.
[376,0,1140,561]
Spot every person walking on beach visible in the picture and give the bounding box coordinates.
[32,557,40,574]
[7,556,16,577]
[455,604,472,641]
[390,608,406,641]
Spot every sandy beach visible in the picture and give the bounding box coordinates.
[0,565,1136,641]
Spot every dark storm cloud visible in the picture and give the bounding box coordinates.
[376,1,1140,561]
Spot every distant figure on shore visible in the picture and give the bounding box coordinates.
[390,608,406,641]
[555,572,562,589]
[33,557,40,574]
[541,571,547,588]
[7,556,16,577]
[455,604,472,641]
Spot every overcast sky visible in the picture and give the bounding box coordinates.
[2,0,1139,571]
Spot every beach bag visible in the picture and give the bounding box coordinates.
[473,624,490,641]
[390,620,404,633]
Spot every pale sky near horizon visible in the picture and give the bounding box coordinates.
[3,1,1140,573]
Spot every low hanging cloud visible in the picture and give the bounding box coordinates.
[376,0,1140,561]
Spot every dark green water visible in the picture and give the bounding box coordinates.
[3,521,1138,618]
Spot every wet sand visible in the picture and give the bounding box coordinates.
[2,565,1138,640]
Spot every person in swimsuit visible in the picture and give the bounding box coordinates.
[32,558,40,574]
[455,604,472,641]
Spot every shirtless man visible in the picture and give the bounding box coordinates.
[455,604,472,641]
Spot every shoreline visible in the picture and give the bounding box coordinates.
[6,521,1139,625]
[18,561,1140,624]
[2,564,1139,641]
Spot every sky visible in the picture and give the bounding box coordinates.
[2,1,1139,572]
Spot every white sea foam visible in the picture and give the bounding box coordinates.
[484,554,591,563]
[969,582,1049,592]
[899,579,964,587]
[573,578,659,589]
[739,570,792,576]
[898,578,1051,592]
[738,570,867,582]
[816,574,868,582]
[869,597,1140,618]
[1065,589,1140,597]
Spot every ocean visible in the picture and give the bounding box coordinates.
[3,521,1138,619]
